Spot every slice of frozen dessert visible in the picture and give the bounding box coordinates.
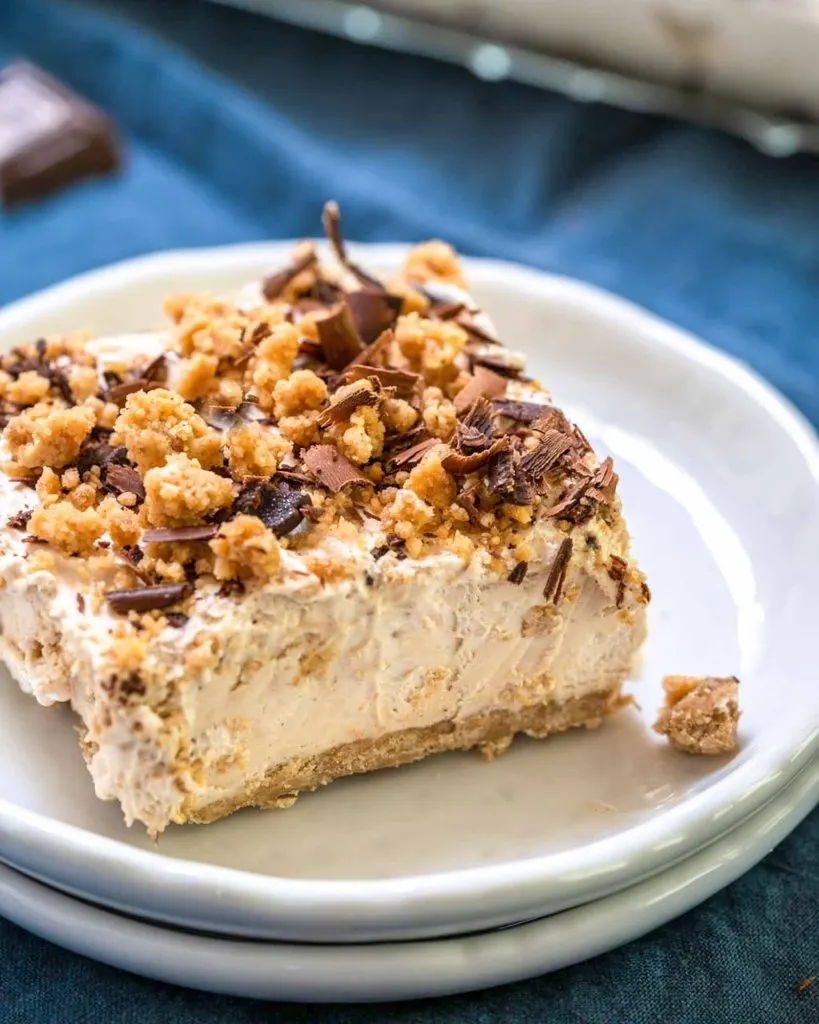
[0,203,649,833]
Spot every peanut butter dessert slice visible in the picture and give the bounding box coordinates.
[0,204,649,833]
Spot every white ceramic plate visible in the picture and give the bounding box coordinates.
[2,756,816,1002]
[0,245,817,942]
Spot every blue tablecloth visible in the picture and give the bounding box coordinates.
[0,1,817,1020]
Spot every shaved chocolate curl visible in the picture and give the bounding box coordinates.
[315,301,364,370]
[519,430,574,486]
[344,363,421,400]
[346,289,402,344]
[543,538,573,604]
[303,445,368,491]
[387,436,438,471]
[262,247,317,301]
[454,365,507,413]
[103,464,145,501]
[322,201,383,290]
[234,480,312,536]
[105,582,191,615]
[441,436,509,475]
[318,379,379,426]
[492,399,548,423]
[107,379,165,404]
[507,561,528,585]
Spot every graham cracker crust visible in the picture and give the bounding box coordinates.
[186,685,626,825]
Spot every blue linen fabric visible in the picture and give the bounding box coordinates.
[0,0,817,1020]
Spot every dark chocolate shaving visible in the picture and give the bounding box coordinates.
[322,201,383,290]
[164,612,189,628]
[429,300,465,321]
[472,352,524,379]
[141,525,218,545]
[234,479,312,536]
[76,593,85,613]
[441,436,509,475]
[457,316,499,346]
[345,328,394,370]
[317,379,379,426]
[519,430,574,486]
[296,338,325,361]
[387,436,438,471]
[486,446,535,505]
[345,289,402,344]
[103,464,145,501]
[507,561,528,585]
[76,440,127,477]
[141,354,167,383]
[344,364,422,401]
[302,445,368,491]
[315,301,364,370]
[262,247,317,301]
[6,508,32,530]
[106,379,165,404]
[532,406,573,436]
[453,365,507,413]
[492,399,548,424]
[543,538,573,604]
[104,582,191,615]
[460,396,495,441]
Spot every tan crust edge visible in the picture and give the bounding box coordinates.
[185,685,627,825]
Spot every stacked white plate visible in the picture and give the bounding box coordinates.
[0,247,817,1002]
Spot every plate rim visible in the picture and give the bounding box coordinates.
[1,756,816,1001]
[0,242,817,941]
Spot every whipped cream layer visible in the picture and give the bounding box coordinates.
[0,456,643,832]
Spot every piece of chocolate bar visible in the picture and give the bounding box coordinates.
[0,62,120,208]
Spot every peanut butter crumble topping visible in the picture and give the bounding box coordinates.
[0,202,645,622]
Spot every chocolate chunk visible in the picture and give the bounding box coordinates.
[106,379,164,404]
[322,201,383,290]
[262,247,317,301]
[345,289,402,344]
[387,436,438,471]
[296,338,325,362]
[454,366,507,413]
[103,464,145,501]
[315,301,364,370]
[104,582,191,615]
[507,561,528,585]
[234,480,312,536]
[344,364,422,401]
[543,538,572,604]
[303,445,368,491]
[492,399,548,424]
[441,436,509,475]
[141,525,218,545]
[317,379,379,426]
[0,63,119,208]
